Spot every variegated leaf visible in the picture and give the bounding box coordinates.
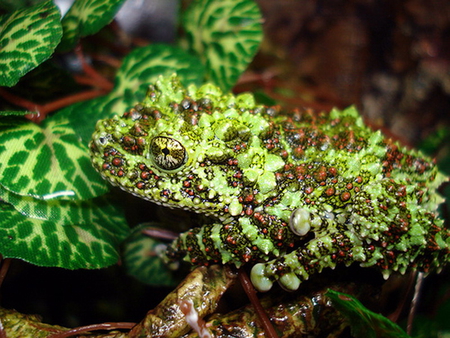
[59,0,126,51]
[122,223,179,286]
[0,0,62,87]
[0,184,103,224]
[52,43,205,144]
[0,117,108,200]
[181,0,263,91]
[0,198,129,269]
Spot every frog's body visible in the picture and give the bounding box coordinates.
[90,75,449,291]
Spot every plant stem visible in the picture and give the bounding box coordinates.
[74,45,114,92]
[0,257,11,289]
[47,322,135,338]
[238,269,280,338]
[407,271,424,335]
[0,88,108,123]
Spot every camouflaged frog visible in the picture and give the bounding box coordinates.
[90,75,450,292]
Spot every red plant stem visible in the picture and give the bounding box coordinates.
[91,53,122,68]
[74,45,114,92]
[142,227,179,240]
[47,322,136,338]
[0,88,39,112]
[73,74,105,87]
[238,269,279,338]
[33,89,107,114]
[0,87,108,123]
[0,258,11,289]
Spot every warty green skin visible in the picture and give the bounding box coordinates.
[90,75,450,292]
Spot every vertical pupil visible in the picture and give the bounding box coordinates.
[150,136,187,170]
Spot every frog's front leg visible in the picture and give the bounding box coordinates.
[249,230,371,292]
[164,218,297,268]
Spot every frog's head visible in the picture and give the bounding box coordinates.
[90,76,281,221]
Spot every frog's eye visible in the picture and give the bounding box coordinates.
[150,136,187,171]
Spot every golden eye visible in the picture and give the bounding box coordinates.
[150,136,187,170]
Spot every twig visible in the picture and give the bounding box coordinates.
[142,227,179,240]
[90,53,122,68]
[0,257,11,289]
[407,272,424,335]
[47,322,136,338]
[74,45,114,92]
[28,89,107,119]
[0,88,108,123]
[0,88,39,112]
[387,273,416,323]
[238,269,280,338]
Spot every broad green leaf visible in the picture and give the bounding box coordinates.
[114,43,206,104]
[0,0,62,87]
[122,223,179,286]
[58,0,126,51]
[181,0,262,91]
[0,198,129,269]
[0,116,109,200]
[0,184,106,224]
[326,289,411,338]
[52,43,205,144]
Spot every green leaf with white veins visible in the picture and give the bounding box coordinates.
[0,198,129,269]
[122,223,179,287]
[0,0,62,87]
[52,43,205,144]
[0,117,109,200]
[0,184,99,223]
[181,0,263,91]
[59,0,126,51]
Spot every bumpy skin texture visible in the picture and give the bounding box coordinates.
[90,75,450,291]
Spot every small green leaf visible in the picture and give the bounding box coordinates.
[326,289,411,338]
[0,0,62,87]
[122,223,179,286]
[59,0,126,51]
[0,198,129,269]
[419,126,450,155]
[53,43,205,144]
[0,111,33,116]
[0,116,109,200]
[181,0,263,91]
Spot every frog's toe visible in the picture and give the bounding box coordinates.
[250,263,274,292]
[278,272,301,291]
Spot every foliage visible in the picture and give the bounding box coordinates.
[0,1,62,87]
[181,0,262,91]
[327,289,410,338]
[0,0,448,337]
[0,0,262,269]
